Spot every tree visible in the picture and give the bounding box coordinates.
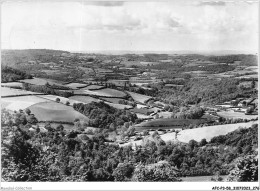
[112,162,135,181]
[199,138,208,147]
[25,108,31,115]
[56,98,60,103]
[227,155,258,182]
[132,161,181,182]
[66,101,70,106]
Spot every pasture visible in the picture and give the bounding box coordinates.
[1,87,44,97]
[28,102,89,123]
[69,95,102,104]
[134,118,207,131]
[64,83,88,89]
[1,82,23,88]
[80,85,104,90]
[161,120,258,143]
[1,95,50,111]
[75,88,127,98]
[19,77,63,86]
[217,111,258,120]
[126,91,152,104]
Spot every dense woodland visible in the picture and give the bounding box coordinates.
[1,66,32,83]
[22,83,74,98]
[1,109,258,181]
[145,78,257,106]
[73,102,138,129]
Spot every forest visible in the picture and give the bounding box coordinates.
[73,102,138,129]
[1,66,33,83]
[1,109,258,182]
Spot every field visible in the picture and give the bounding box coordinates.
[1,87,44,97]
[64,83,88,89]
[181,175,228,182]
[105,102,133,110]
[134,118,207,131]
[236,74,258,79]
[217,111,258,120]
[19,77,63,86]
[75,88,126,98]
[69,95,102,104]
[126,91,152,104]
[1,82,24,88]
[28,102,89,123]
[1,95,50,111]
[161,120,258,143]
[80,85,104,90]
[101,97,126,104]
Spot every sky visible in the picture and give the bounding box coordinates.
[1,0,259,53]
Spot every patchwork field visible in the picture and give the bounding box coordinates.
[101,97,126,104]
[28,102,89,123]
[105,102,133,110]
[69,95,102,104]
[80,85,104,90]
[217,111,258,120]
[19,77,63,86]
[64,82,88,89]
[1,95,50,111]
[75,88,126,98]
[134,118,207,131]
[1,87,44,97]
[1,82,24,88]
[161,120,258,143]
[126,91,152,104]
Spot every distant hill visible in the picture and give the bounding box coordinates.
[1,49,69,67]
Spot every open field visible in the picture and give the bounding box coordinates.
[217,111,258,120]
[181,175,228,182]
[134,118,207,131]
[236,74,258,79]
[69,95,102,104]
[1,95,51,111]
[123,121,258,147]
[80,84,104,90]
[1,82,24,88]
[105,102,133,110]
[101,97,126,104]
[161,120,258,143]
[19,77,63,86]
[28,102,89,123]
[64,82,88,89]
[75,88,126,98]
[1,87,44,97]
[126,91,152,104]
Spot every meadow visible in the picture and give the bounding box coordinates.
[28,102,89,123]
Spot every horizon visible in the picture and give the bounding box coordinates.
[1,1,259,53]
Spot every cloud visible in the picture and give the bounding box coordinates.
[83,1,124,7]
[198,1,226,6]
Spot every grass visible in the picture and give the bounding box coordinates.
[80,85,104,90]
[64,83,88,89]
[126,91,152,104]
[1,82,24,88]
[1,87,44,97]
[69,95,102,104]
[28,102,89,123]
[19,77,63,86]
[75,88,126,98]
[161,120,258,143]
[217,111,258,120]
[134,118,207,131]
[1,95,50,111]
[181,175,228,182]
[101,97,126,104]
